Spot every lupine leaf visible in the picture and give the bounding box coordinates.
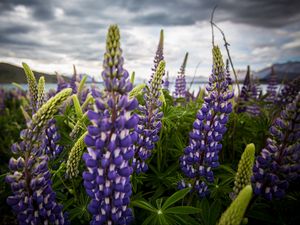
[131,200,157,213]
[164,206,201,214]
[72,95,83,118]
[162,188,191,210]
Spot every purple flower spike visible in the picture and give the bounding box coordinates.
[265,66,278,103]
[174,53,188,98]
[179,46,234,197]
[149,29,164,84]
[252,93,300,200]
[133,60,165,174]
[43,119,64,158]
[163,71,170,91]
[83,25,136,225]
[5,89,72,225]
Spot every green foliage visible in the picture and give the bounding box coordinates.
[131,188,201,225]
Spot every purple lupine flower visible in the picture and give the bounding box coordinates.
[83,25,138,225]
[237,65,251,113]
[163,71,170,90]
[252,92,300,200]
[149,29,164,84]
[265,66,277,103]
[133,61,165,174]
[56,74,69,93]
[179,46,234,197]
[174,53,188,98]
[246,78,261,116]
[44,119,64,158]
[276,77,300,108]
[70,65,79,94]
[6,88,72,225]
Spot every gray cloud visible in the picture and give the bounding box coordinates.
[0,0,299,77]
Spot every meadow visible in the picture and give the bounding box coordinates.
[0,25,299,225]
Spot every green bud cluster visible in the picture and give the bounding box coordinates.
[22,63,38,112]
[37,76,45,109]
[232,143,255,199]
[150,60,166,99]
[31,88,72,136]
[218,185,253,225]
[66,132,87,178]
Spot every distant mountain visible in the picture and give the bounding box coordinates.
[0,63,70,83]
[254,61,300,82]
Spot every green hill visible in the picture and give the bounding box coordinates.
[0,62,70,83]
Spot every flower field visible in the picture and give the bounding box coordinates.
[0,25,299,225]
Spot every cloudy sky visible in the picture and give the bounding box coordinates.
[0,0,300,80]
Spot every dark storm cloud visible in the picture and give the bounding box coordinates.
[0,0,299,27]
[0,0,299,76]
[0,0,55,20]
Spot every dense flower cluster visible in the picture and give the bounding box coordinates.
[265,66,277,103]
[149,30,164,84]
[179,46,234,197]
[163,71,170,90]
[237,65,251,113]
[6,88,72,225]
[231,144,255,200]
[246,80,260,116]
[252,93,300,200]
[218,185,253,225]
[276,77,300,108]
[44,119,64,158]
[174,53,188,98]
[56,75,69,93]
[133,60,165,173]
[66,131,87,178]
[83,25,138,224]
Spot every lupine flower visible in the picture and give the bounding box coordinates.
[37,77,45,110]
[179,46,234,197]
[56,74,69,93]
[163,71,170,90]
[218,185,253,225]
[133,60,165,174]
[66,132,87,178]
[252,93,300,200]
[265,66,277,103]
[276,77,300,108]
[237,65,251,113]
[70,64,79,94]
[44,119,64,158]
[174,53,188,98]
[149,29,164,84]
[231,143,255,200]
[23,62,38,113]
[6,88,72,225]
[83,25,138,225]
[246,79,260,116]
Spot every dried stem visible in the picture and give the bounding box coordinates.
[212,22,241,95]
[210,5,217,47]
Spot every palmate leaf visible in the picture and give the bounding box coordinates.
[162,187,191,210]
[131,200,157,213]
[164,206,201,214]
